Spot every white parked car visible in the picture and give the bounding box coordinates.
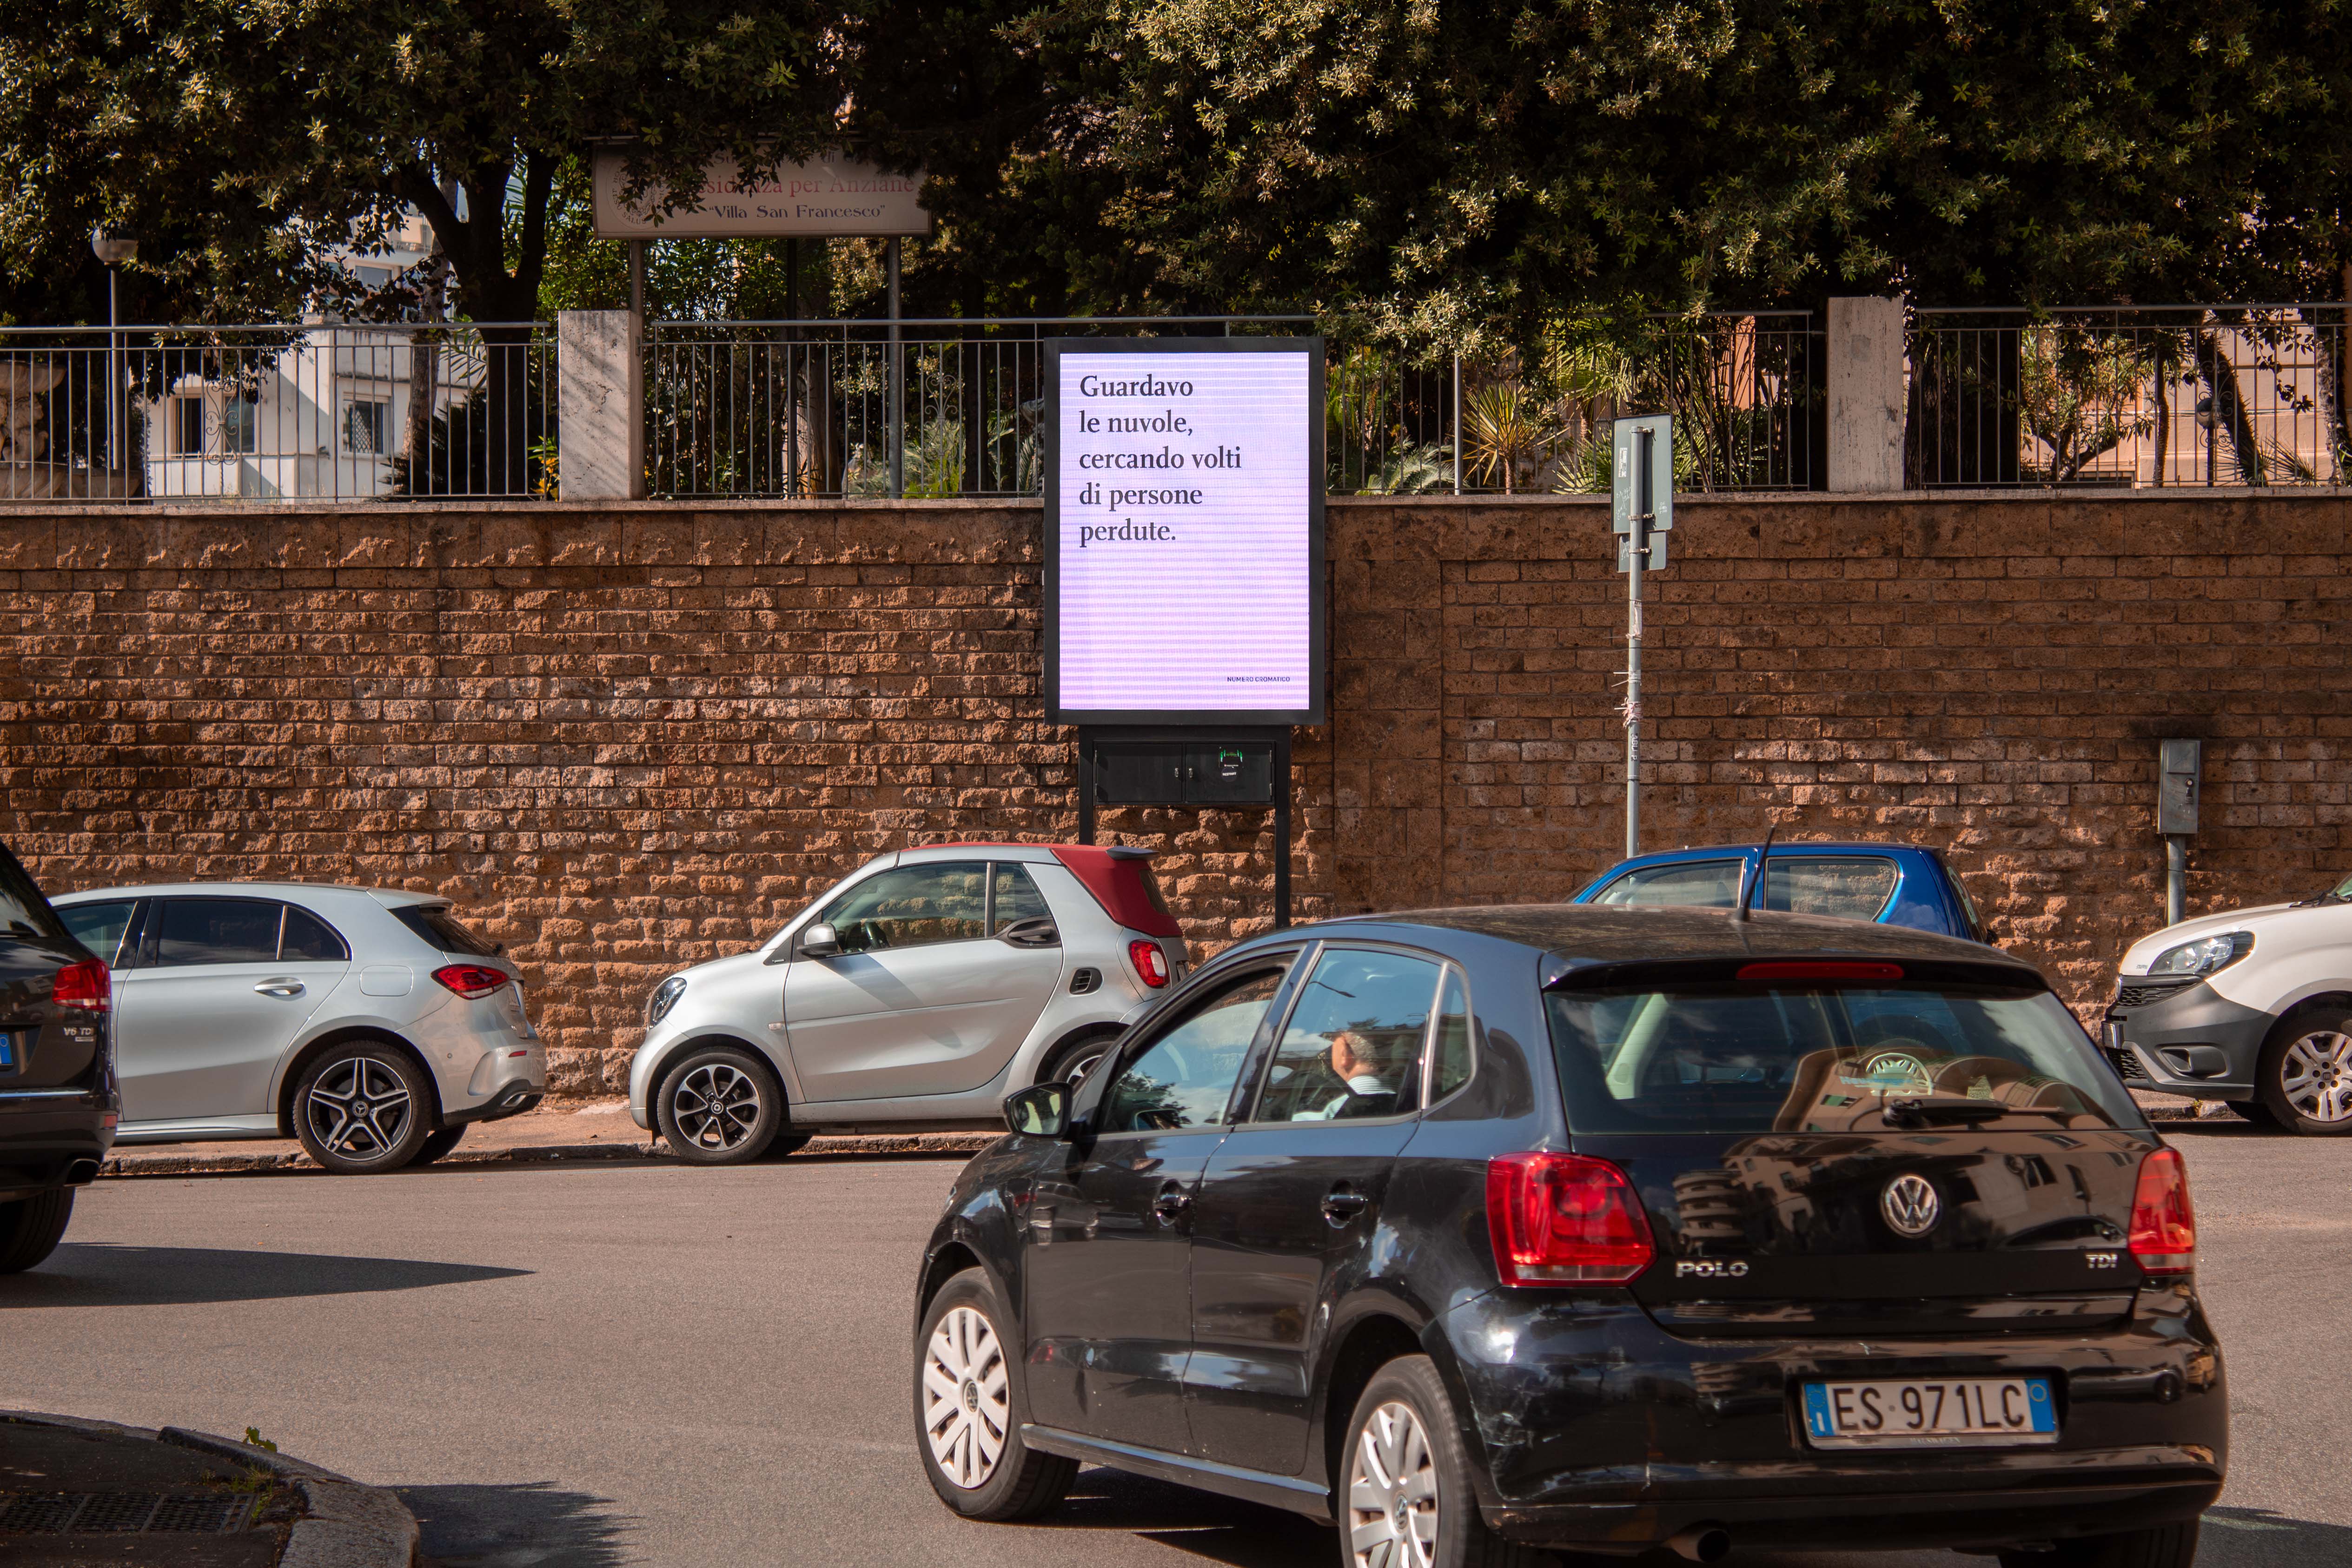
[2104,868,2352,1133]
[629,844,1189,1164]
[50,884,545,1172]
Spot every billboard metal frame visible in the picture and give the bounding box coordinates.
[1042,336,1327,728]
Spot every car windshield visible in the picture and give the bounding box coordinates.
[2331,870,2352,900]
[0,846,69,943]
[1546,981,2141,1134]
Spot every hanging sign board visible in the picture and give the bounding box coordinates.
[590,150,931,239]
[1046,338,1325,726]
[1610,412,1674,571]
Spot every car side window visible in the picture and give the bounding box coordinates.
[1763,857,1899,921]
[151,899,283,967]
[279,906,351,962]
[818,864,988,954]
[1098,969,1285,1135]
[1594,860,1742,907]
[1251,948,1444,1124]
[60,901,136,968]
[989,863,1052,933]
[1430,969,1474,1103]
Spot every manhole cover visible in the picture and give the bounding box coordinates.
[0,1492,257,1535]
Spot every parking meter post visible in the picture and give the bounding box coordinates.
[2165,836,2187,927]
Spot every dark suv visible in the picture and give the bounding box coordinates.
[0,841,116,1272]
[914,906,2221,1567]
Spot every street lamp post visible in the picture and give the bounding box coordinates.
[90,228,138,490]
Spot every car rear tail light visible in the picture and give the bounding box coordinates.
[1486,1152,1656,1285]
[52,958,109,1012]
[1128,939,1170,988]
[433,964,511,1000]
[2128,1147,2196,1275]
[1736,960,1904,983]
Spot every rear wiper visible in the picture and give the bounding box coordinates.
[1882,1096,2074,1128]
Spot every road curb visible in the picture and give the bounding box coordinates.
[0,1410,419,1567]
[99,1130,999,1179]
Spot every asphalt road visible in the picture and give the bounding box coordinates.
[2,1122,2344,1568]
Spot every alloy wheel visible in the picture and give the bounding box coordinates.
[670,1063,764,1152]
[302,1057,415,1163]
[921,1306,1009,1490]
[2280,1031,2352,1122]
[1348,1400,1439,1568]
[1063,1048,1107,1092]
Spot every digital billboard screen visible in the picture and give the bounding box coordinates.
[1045,338,1325,725]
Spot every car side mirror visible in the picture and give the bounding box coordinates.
[1004,1082,1069,1139]
[997,916,1060,950]
[800,922,842,959]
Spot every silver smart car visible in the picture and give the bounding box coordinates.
[51,883,545,1172]
[629,844,1189,1164]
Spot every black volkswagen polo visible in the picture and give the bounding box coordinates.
[913,906,2223,1568]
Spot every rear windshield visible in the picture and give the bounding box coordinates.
[1546,982,2140,1134]
[0,845,69,943]
[1594,856,1899,921]
[394,905,502,957]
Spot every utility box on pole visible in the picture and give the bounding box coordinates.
[2159,738,2201,926]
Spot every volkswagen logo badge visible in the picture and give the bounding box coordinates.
[1881,1173,1941,1237]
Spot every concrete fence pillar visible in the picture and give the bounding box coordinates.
[557,310,644,501]
[1826,295,1907,492]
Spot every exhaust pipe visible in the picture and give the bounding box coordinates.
[1666,1525,1730,1563]
[62,1158,100,1186]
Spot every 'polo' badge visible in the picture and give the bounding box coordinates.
[1881,1173,1941,1237]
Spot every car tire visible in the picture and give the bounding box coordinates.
[914,1266,1073,1520]
[412,1125,467,1166]
[1998,1519,2200,1568]
[293,1043,436,1174]
[2254,1007,2352,1135]
[1338,1355,1544,1568]
[1039,1029,1120,1093]
[0,1189,73,1274]
[655,1045,783,1165]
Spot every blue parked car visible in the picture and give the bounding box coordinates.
[1571,841,1994,943]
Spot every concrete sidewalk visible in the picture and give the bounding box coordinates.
[0,1411,415,1567]
[100,1099,996,1179]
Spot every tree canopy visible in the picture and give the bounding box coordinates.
[5,0,2348,341]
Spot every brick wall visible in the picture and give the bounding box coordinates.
[0,493,2342,1094]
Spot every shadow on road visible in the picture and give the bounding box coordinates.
[1038,1467,1331,1567]
[0,1244,529,1308]
[402,1482,636,1568]
[2198,1505,2352,1566]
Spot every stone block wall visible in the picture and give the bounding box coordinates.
[0,492,2342,1093]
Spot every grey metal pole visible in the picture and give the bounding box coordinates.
[1626,427,1651,858]
[107,266,120,483]
[2165,836,2187,926]
[1451,353,1462,495]
[888,235,903,499]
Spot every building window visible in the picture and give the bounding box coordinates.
[222,396,258,454]
[172,397,205,456]
[343,399,388,455]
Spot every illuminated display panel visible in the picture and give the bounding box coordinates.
[1045,339,1325,725]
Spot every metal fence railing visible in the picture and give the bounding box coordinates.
[645,311,1821,500]
[1910,305,2352,488]
[0,322,556,501]
[645,316,1311,500]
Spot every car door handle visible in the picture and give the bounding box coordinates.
[1323,1187,1371,1226]
[1151,1185,1193,1226]
[253,979,305,998]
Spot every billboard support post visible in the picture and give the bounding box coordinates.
[888,236,903,499]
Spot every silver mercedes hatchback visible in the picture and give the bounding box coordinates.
[629,844,1190,1164]
[50,883,546,1173]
